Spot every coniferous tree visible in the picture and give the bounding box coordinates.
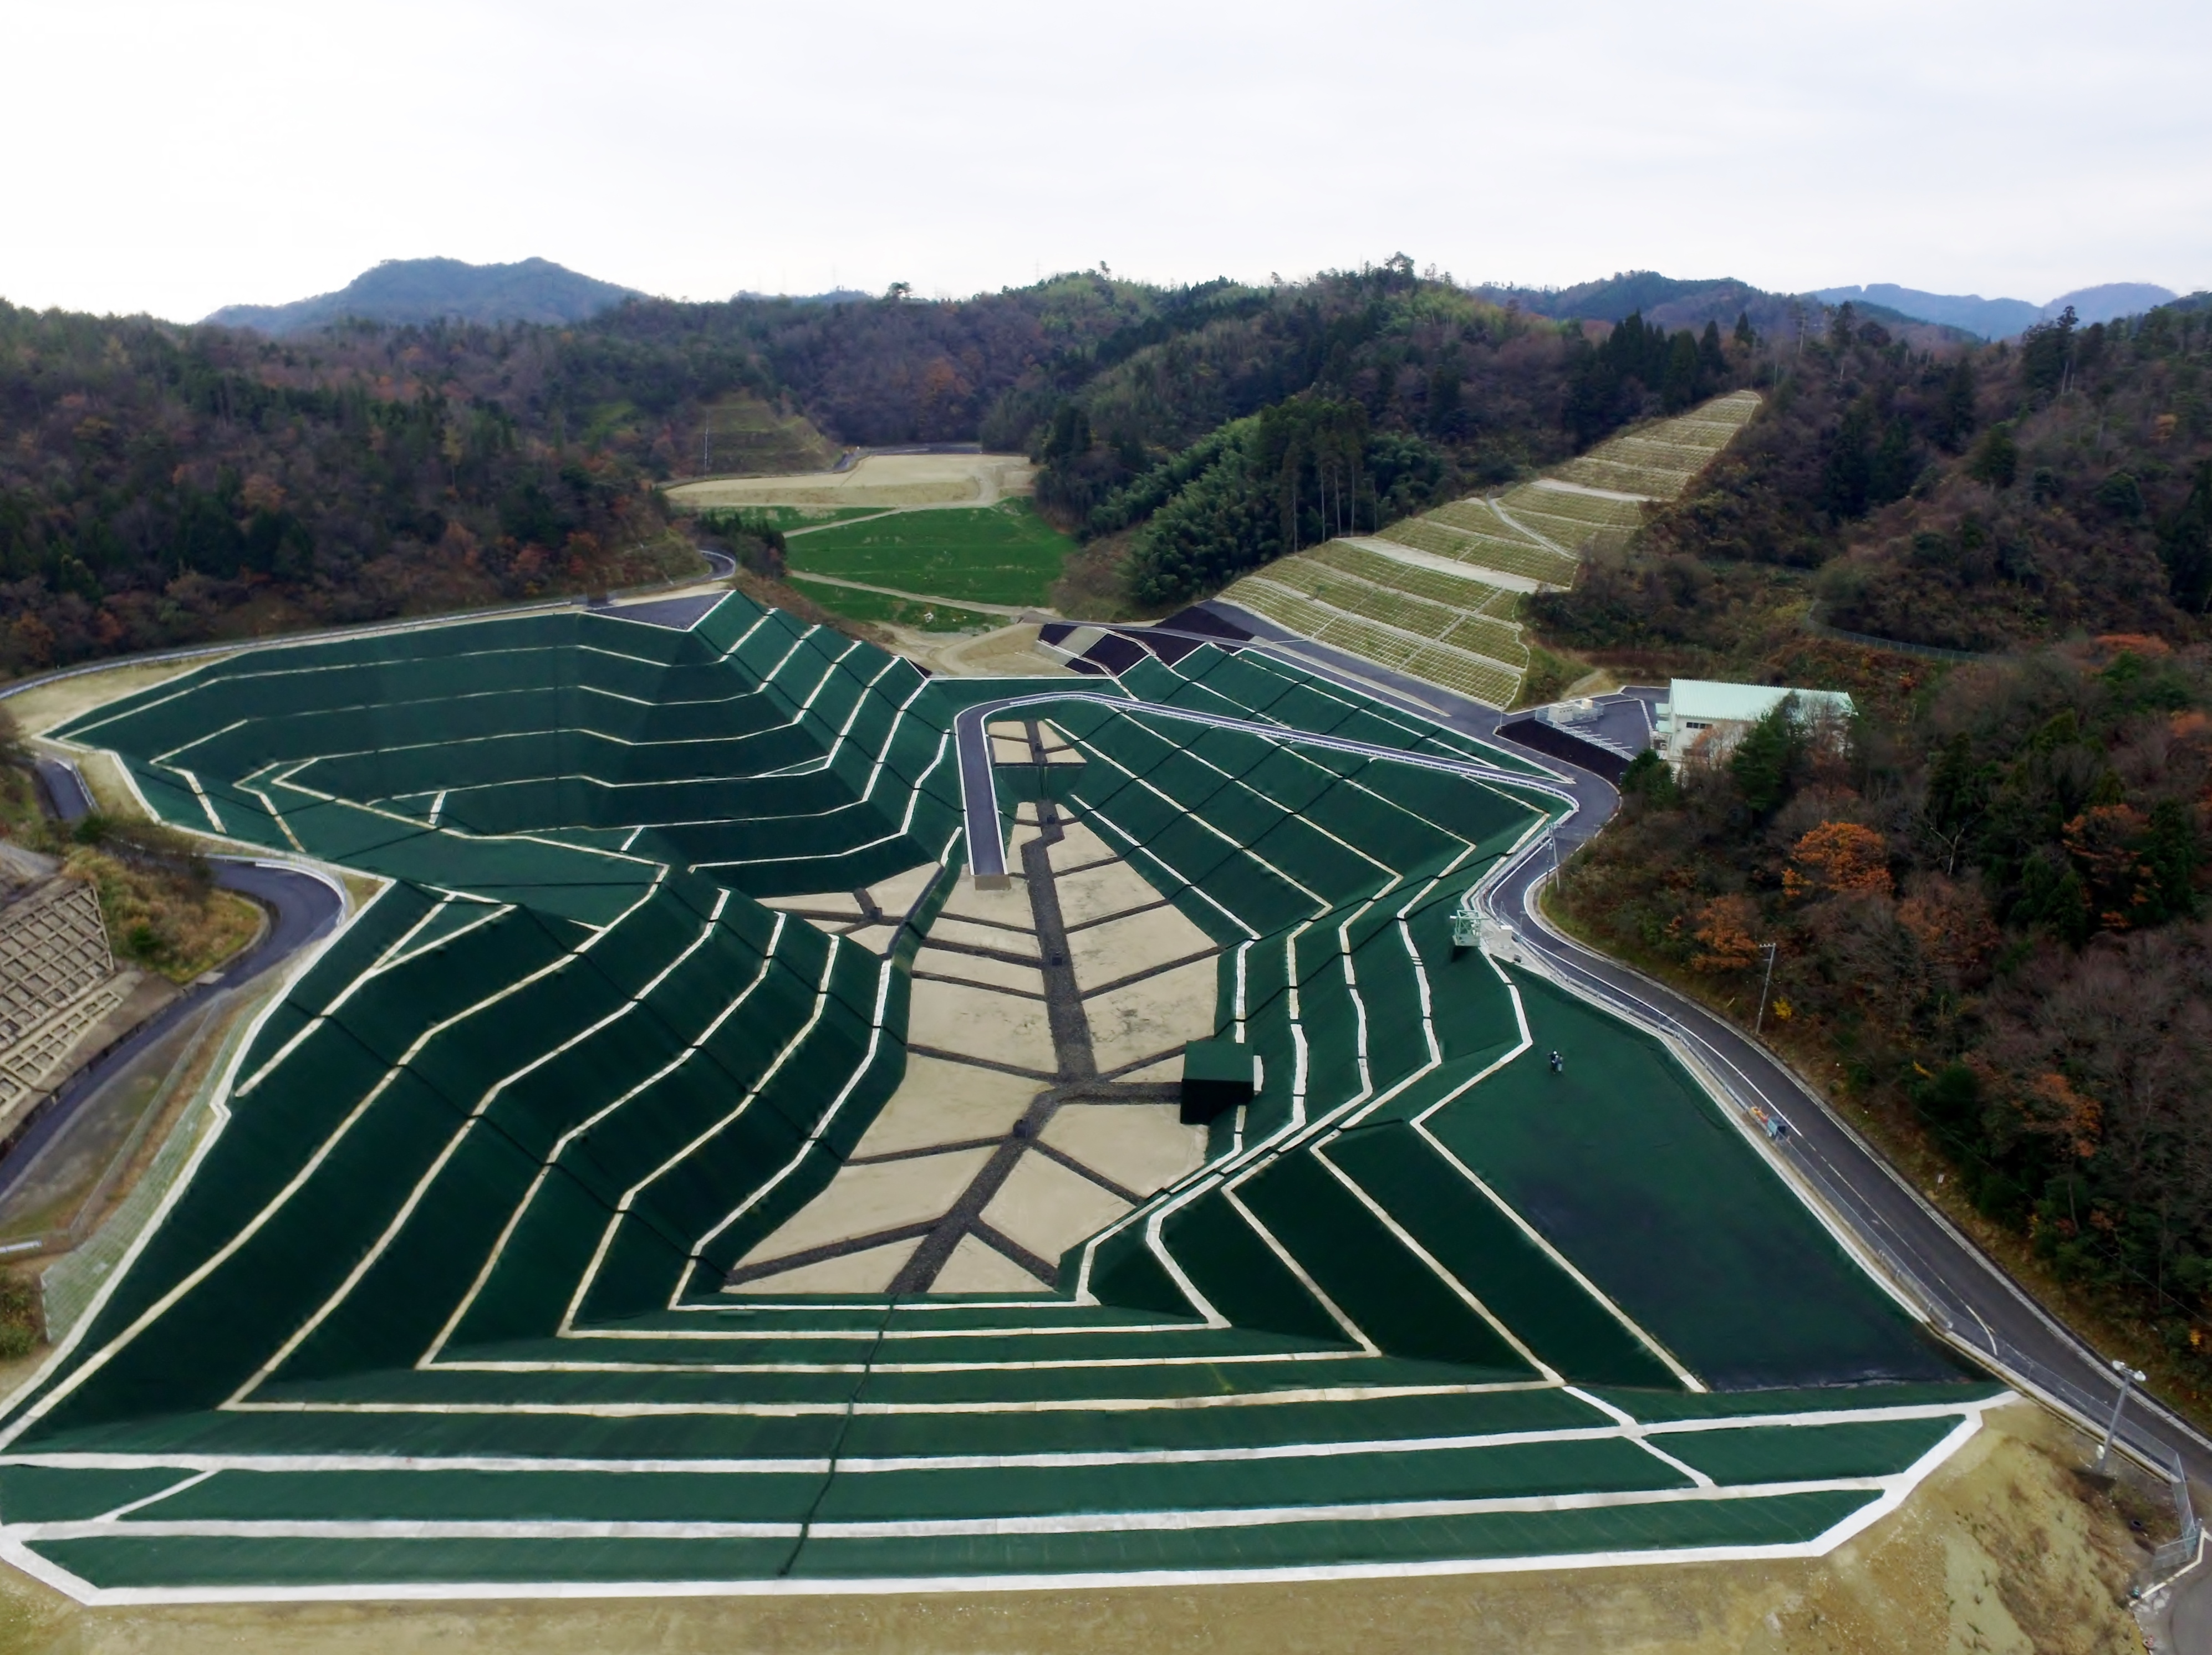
[1698,320,1726,387]
[1936,358,1977,451]
[1965,421,2019,490]
[1661,330,1701,411]
[1821,400,1875,517]
[2160,459,2212,610]
[1868,416,1918,507]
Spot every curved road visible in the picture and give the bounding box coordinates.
[961,631,2212,1520]
[0,767,345,1213]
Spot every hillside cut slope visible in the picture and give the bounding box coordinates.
[0,592,1992,1600]
[1220,390,1761,706]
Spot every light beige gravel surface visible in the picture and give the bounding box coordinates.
[938,874,1036,929]
[1046,821,1118,870]
[932,1234,1048,1294]
[1083,958,1220,1071]
[1067,905,1218,993]
[905,978,1056,1073]
[665,453,1036,511]
[735,1147,995,1265]
[981,1152,1132,1259]
[725,1235,917,1295]
[867,862,940,918]
[912,622,1076,678]
[911,946,1044,994]
[924,916,1039,959]
[1054,860,1168,928]
[1041,1104,1206,1196]
[847,1057,1040,1158]
[761,888,867,915]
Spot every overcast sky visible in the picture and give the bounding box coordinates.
[8,0,2210,321]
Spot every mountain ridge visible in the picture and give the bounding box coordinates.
[205,256,641,334]
[1815,280,2178,339]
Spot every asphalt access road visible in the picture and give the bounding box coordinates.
[2170,1547,2212,1655]
[33,759,93,822]
[0,854,344,1213]
[1056,612,2212,1495]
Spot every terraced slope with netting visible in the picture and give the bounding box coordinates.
[1219,390,1763,706]
[0,594,1995,1602]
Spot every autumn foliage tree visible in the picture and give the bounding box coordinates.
[1554,638,2212,1384]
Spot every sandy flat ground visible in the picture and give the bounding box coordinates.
[905,976,1056,1073]
[981,1150,1132,1259]
[726,1234,915,1294]
[891,622,1076,678]
[666,453,1036,512]
[937,873,1037,931]
[735,1147,996,1265]
[925,915,1040,959]
[1042,1103,1205,1195]
[912,945,1044,993]
[1084,957,1219,1071]
[1067,905,1217,992]
[934,1232,1049,1292]
[1054,860,1167,929]
[848,1056,1039,1158]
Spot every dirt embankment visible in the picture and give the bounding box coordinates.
[0,1401,2164,1655]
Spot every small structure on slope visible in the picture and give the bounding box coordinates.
[1654,678,1856,768]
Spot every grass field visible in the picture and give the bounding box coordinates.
[787,499,1077,606]
[785,576,1003,631]
[699,505,890,536]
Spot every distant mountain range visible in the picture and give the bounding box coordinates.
[1467,273,1984,350]
[1812,282,2178,339]
[203,257,642,334]
[205,258,2188,345]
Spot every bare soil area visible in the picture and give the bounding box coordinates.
[890,621,1073,677]
[667,453,1035,512]
[0,1401,2165,1654]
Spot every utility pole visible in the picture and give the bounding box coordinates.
[1754,942,1779,1034]
[2096,1360,2148,1472]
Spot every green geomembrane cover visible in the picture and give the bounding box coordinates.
[0,592,1995,1598]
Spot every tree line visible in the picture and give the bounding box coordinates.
[1570,641,2212,1393]
[1533,298,2212,662]
[0,262,1765,672]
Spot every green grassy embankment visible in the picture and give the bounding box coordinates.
[786,499,1076,609]
[783,580,1003,632]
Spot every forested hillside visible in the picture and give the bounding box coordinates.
[1532,297,2212,666]
[1018,261,1755,608]
[0,274,1168,673]
[2,261,1754,672]
[18,261,2193,686]
[0,305,695,676]
[1528,290,2212,1407]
